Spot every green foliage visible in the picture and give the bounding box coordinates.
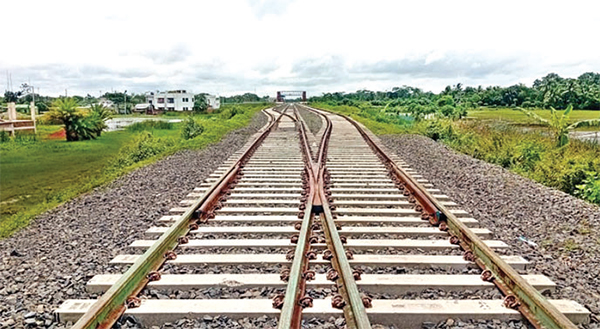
[437,95,455,107]
[126,120,174,132]
[46,98,111,141]
[311,72,600,111]
[1,103,270,238]
[519,105,600,146]
[110,132,175,169]
[88,103,113,137]
[438,121,600,200]
[222,93,266,103]
[4,91,22,102]
[311,102,413,135]
[181,117,205,140]
[0,131,10,143]
[193,94,208,113]
[515,142,544,171]
[577,172,600,204]
[424,119,455,141]
[220,106,242,119]
[47,98,82,141]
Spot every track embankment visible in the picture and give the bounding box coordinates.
[0,112,268,329]
[381,134,600,325]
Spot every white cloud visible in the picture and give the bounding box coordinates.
[1,0,599,97]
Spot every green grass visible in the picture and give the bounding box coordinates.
[311,102,414,135]
[468,107,600,129]
[310,102,600,206]
[0,103,269,238]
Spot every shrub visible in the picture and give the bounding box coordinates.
[0,131,10,143]
[181,117,205,140]
[46,98,110,141]
[577,173,600,204]
[425,119,455,141]
[127,120,174,132]
[111,132,175,169]
[515,141,544,171]
[220,106,242,120]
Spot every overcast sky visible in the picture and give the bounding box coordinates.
[2,0,599,97]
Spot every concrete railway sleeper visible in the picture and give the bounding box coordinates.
[55,104,590,329]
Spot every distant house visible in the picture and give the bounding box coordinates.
[98,98,115,109]
[204,94,221,109]
[143,90,220,112]
[145,90,194,112]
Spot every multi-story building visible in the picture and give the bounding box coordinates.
[144,90,221,112]
[146,90,194,111]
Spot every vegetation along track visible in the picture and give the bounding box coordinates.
[55,104,590,329]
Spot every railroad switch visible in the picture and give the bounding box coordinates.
[312,204,324,214]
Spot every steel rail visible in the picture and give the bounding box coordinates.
[274,104,298,122]
[302,105,372,329]
[71,108,282,329]
[277,107,317,328]
[334,111,578,329]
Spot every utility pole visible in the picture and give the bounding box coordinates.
[124,90,127,114]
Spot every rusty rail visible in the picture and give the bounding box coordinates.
[298,105,372,329]
[71,108,282,329]
[334,110,578,329]
[277,107,318,328]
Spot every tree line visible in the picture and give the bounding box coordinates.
[311,72,600,111]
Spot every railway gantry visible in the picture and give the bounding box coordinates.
[56,104,590,328]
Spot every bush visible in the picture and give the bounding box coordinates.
[0,131,10,143]
[111,132,175,169]
[577,173,600,204]
[338,98,359,107]
[127,120,174,132]
[181,117,205,140]
[220,106,242,120]
[162,111,180,117]
[46,98,110,141]
[515,141,544,171]
[425,119,455,141]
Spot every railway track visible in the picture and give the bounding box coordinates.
[56,104,590,328]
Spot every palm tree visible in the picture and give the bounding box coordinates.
[47,98,82,141]
[518,105,600,147]
[89,103,113,136]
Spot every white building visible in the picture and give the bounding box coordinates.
[146,90,194,111]
[145,90,220,111]
[205,94,221,109]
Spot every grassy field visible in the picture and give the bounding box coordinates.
[310,102,600,206]
[310,102,413,135]
[0,104,269,238]
[468,107,600,128]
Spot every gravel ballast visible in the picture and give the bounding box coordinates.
[381,134,600,327]
[297,107,323,136]
[0,111,268,328]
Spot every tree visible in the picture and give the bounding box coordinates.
[89,103,113,136]
[47,98,109,141]
[4,91,22,103]
[193,94,208,113]
[518,105,600,147]
[47,98,82,141]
